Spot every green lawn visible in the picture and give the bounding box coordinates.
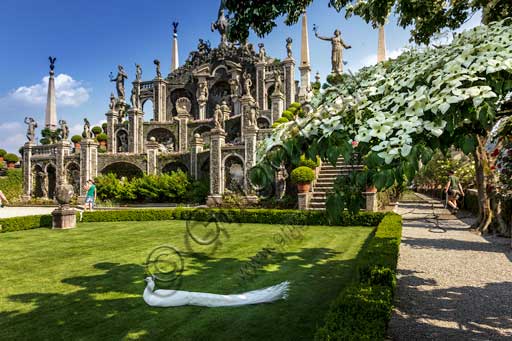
[0,220,373,340]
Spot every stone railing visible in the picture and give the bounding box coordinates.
[31,145,57,156]
[140,81,154,90]
[257,128,272,141]
[265,63,282,74]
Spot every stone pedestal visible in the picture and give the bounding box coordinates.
[271,92,285,123]
[106,111,118,153]
[55,140,71,186]
[128,108,144,154]
[22,143,33,199]
[153,78,167,122]
[198,99,207,120]
[146,140,160,175]
[363,192,378,212]
[231,95,240,116]
[255,62,266,110]
[282,58,296,108]
[52,206,76,229]
[190,134,204,180]
[79,139,98,197]
[240,95,255,139]
[298,192,311,210]
[178,113,190,152]
[208,129,226,204]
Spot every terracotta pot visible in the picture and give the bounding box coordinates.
[297,183,311,193]
[0,157,4,163]
[74,143,81,150]
[365,185,377,193]
[7,162,15,169]
[99,141,107,148]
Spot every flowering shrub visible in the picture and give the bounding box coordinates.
[257,19,512,201]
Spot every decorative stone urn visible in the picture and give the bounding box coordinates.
[52,183,76,229]
[297,183,311,193]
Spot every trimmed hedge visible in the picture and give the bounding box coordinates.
[0,208,386,233]
[315,213,402,340]
[0,214,52,233]
[81,208,386,227]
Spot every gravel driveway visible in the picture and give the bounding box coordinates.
[388,193,512,340]
[0,206,56,219]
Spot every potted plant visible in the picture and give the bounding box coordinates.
[96,133,108,149]
[0,149,6,163]
[291,166,315,193]
[92,126,103,137]
[71,135,82,150]
[102,122,108,134]
[4,153,19,169]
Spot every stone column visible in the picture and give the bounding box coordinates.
[55,140,71,186]
[255,62,266,110]
[190,133,204,180]
[364,191,378,212]
[79,139,98,200]
[231,94,241,116]
[22,143,33,202]
[146,140,160,175]
[177,113,190,152]
[198,99,207,120]
[282,58,296,108]
[128,108,144,154]
[153,78,167,122]
[106,111,118,153]
[207,128,226,206]
[239,95,255,139]
[270,92,285,124]
[244,125,258,199]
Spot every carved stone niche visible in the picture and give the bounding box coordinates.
[176,97,192,116]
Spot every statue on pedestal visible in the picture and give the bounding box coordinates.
[273,70,283,95]
[220,100,231,120]
[276,163,288,200]
[83,118,91,139]
[198,80,208,101]
[130,87,138,109]
[211,7,229,47]
[229,76,239,97]
[214,104,224,130]
[24,117,37,143]
[313,25,351,74]
[258,43,266,62]
[247,103,257,127]
[110,65,128,100]
[59,120,69,140]
[286,37,293,58]
[243,72,252,97]
[135,63,142,81]
[109,92,116,111]
[154,59,162,78]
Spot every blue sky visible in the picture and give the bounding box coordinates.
[0,0,481,153]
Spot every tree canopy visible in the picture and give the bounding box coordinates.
[225,0,511,44]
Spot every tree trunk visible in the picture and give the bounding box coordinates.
[474,136,492,233]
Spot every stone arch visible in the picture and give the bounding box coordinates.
[142,98,154,116]
[223,153,245,193]
[207,80,230,118]
[45,163,57,199]
[257,116,271,129]
[266,84,275,109]
[162,161,189,175]
[65,162,81,196]
[147,128,176,152]
[100,162,144,179]
[212,65,229,78]
[116,128,129,153]
[32,164,44,198]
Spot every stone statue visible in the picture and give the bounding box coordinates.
[197,39,212,56]
[273,70,283,95]
[313,25,351,74]
[83,118,91,139]
[286,37,293,58]
[214,104,224,130]
[24,117,37,143]
[198,80,208,101]
[59,120,69,140]
[135,63,142,81]
[248,104,257,127]
[130,87,137,109]
[39,171,48,198]
[276,163,288,199]
[118,131,128,152]
[220,100,231,120]
[110,65,128,100]
[154,59,161,78]
[211,7,229,46]
[109,92,116,111]
[243,72,252,96]
[229,76,239,96]
[258,43,266,62]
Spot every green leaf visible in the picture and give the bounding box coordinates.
[327,145,340,166]
[372,171,387,190]
[461,135,477,154]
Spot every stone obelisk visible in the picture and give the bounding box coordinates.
[45,56,58,131]
[171,22,179,72]
[298,12,312,102]
[377,25,386,63]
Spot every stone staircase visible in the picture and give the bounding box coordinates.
[310,157,363,210]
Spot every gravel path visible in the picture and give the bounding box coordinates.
[0,206,56,219]
[389,193,512,340]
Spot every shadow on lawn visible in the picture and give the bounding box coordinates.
[389,269,512,340]
[0,247,357,341]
